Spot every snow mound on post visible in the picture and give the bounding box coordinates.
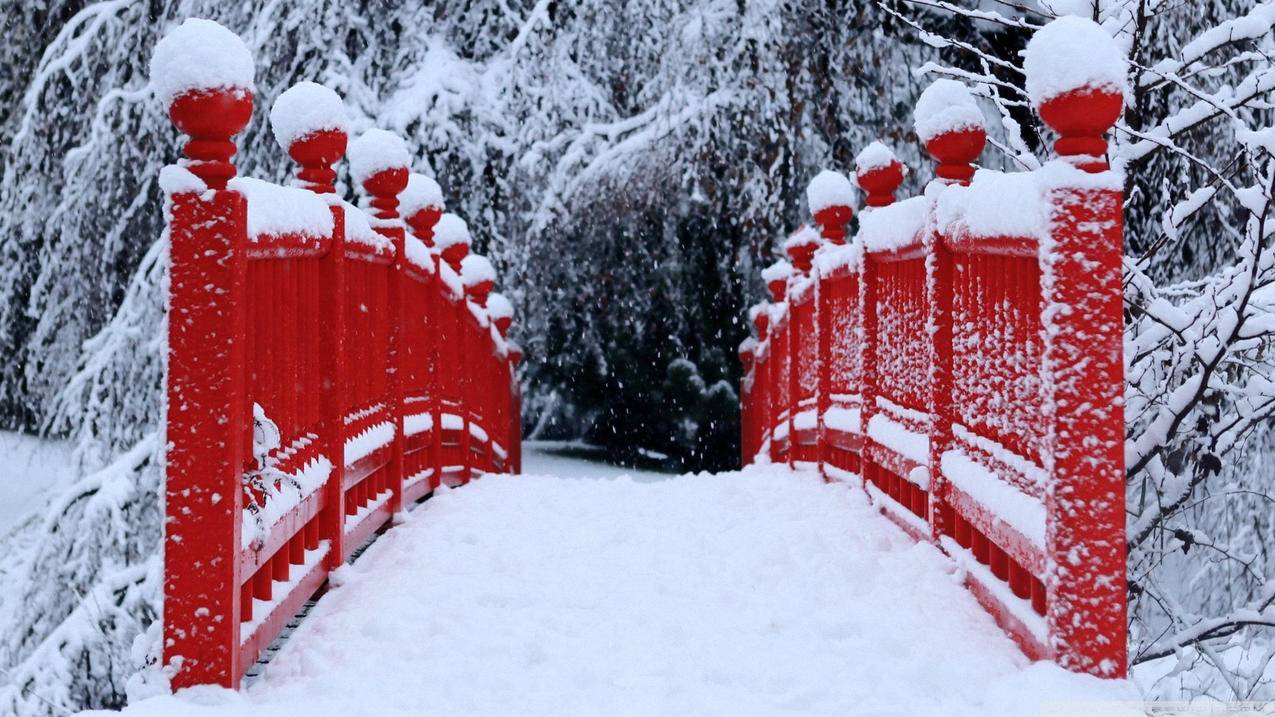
[935,170,1047,239]
[760,260,793,283]
[855,141,901,175]
[400,173,445,217]
[341,202,393,252]
[269,81,349,149]
[348,129,410,184]
[461,254,497,287]
[859,195,930,253]
[487,292,514,320]
[149,18,254,105]
[404,235,433,273]
[432,213,471,250]
[1024,16,1128,108]
[913,79,983,143]
[227,177,334,239]
[806,170,855,214]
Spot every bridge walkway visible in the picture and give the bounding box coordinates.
[105,445,1132,716]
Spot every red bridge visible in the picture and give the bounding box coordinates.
[144,16,1131,711]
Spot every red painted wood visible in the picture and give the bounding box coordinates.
[738,80,1126,678]
[163,85,253,690]
[161,74,520,688]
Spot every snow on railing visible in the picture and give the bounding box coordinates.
[154,18,522,690]
[739,16,1125,679]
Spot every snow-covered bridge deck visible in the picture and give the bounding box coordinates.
[109,449,1132,716]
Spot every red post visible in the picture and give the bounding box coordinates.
[751,304,771,459]
[738,339,755,465]
[507,341,524,473]
[162,86,253,689]
[286,110,350,570]
[437,217,471,483]
[352,131,410,512]
[462,254,496,475]
[404,173,445,488]
[1037,78,1126,676]
[809,173,855,480]
[923,107,986,542]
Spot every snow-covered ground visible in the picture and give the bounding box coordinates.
[0,430,74,535]
[521,440,675,482]
[101,458,1135,716]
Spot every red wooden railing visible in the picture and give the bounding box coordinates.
[739,19,1126,678]
[157,21,521,689]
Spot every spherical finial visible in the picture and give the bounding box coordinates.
[749,303,770,340]
[1025,16,1127,172]
[348,129,410,221]
[271,82,350,194]
[914,79,986,185]
[401,173,446,245]
[461,254,497,307]
[150,18,255,189]
[487,292,514,337]
[806,170,855,244]
[855,142,905,208]
[761,260,793,302]
[783,226,821,274]
[433,213,472,273]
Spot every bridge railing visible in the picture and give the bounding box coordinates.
[740,17,1125,678]
[154,19,522,690]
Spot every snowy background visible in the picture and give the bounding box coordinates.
[1,0,1274,714]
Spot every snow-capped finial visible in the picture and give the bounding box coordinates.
[349,129,409,225]
[1025,16,1127,172]
[272,82,350,194]
[433,213,471,272]
[507,340,524,366]
[150,18,255,106]
[914,79,985,185]
[401,173,446,245]
[855,142,905,208]
[487,292,514,337]
[151,18,255,189]
[783,226,822,273]
[806,171,855,245]
[761,260,793,302]
[749,302,771,339]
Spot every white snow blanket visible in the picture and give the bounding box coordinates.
[102,461,1133,716]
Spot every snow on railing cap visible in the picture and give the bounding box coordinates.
[913,79,983,143]
[760,260,794,283]
[486,292,514,320]
[1023,16,1128,110]
[227,176,335,239]
[806,170,855,215]
[269,81,350,149]
[348,129,410,185]
[150,18,255,106]
[400,173,445,217]
[432,213,472,250]
[461,254,497,287]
